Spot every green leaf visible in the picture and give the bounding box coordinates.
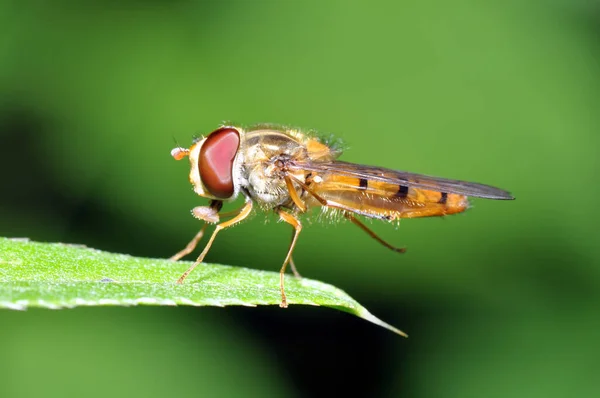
[0,237,406,336]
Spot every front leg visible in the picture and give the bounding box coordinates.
[177,199,253,284]
[170,200,223,261]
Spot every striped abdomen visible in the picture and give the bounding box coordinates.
[307,174,469,220]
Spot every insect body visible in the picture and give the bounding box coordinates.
[171,124,514,308]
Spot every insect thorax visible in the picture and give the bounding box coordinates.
[239,129,307,209]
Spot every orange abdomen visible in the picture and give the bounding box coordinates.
[308,175,469,220]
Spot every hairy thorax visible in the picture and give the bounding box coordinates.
[239,129,307,209]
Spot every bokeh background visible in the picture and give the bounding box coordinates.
[1,1,599,397]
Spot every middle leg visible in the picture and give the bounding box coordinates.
[276,209,303,308]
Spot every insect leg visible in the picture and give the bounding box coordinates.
[276,209,302,308]
[288,227,302,278]
[282,175,305,277]
[286,174,330,206]
[176,199,253,284]
[289,257,301,278]
[170,223,209,261]
[170,200,251,261]
[284,175,307,212]
[343,213,406,254]
[170,200,223,261]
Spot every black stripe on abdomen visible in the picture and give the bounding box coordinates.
[395,185,409,198]
[358,178,368,190]
[438,192,448,204]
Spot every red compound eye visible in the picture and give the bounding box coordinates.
[199,127,240,199]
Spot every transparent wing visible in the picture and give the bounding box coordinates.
[287,160,514,200]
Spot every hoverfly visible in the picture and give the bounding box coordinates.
[170,124,514,308]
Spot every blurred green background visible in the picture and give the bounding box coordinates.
[1,0,599,397]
